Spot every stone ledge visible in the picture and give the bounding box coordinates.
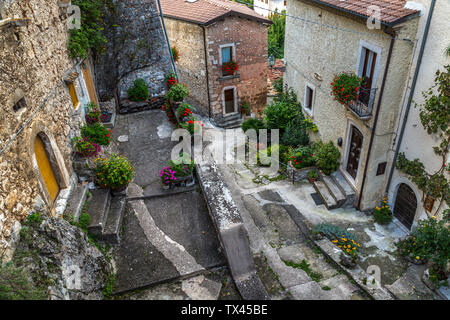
[196,154,270,300]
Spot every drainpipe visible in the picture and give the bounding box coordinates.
[357,30,395,210]
[385,0,436,195]
[156,0,178,78]
[202,26,212,119]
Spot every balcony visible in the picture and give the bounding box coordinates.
[347,87,377,120]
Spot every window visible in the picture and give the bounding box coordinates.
[67,82,79,109]
[304,85,314,114]
[13,97,27,112]
[284,1,287,6]
[356,42,379,106]
[221,46,233,76]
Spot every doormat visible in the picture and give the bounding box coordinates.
[310,193,324,206]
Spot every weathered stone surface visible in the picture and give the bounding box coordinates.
[13,215,111,300]
[95,0,172,104]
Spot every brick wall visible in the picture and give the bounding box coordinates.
[206,16,270,119]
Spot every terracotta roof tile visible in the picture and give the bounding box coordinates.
[308,0,419,25]
[160,0,271,25]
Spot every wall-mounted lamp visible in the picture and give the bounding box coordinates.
[337,137,343,147]
[268,54,276,69]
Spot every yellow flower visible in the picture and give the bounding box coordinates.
[416,256,420,260]
[431,216,436,219]
[332,240,338,243]
[357,244,360,247]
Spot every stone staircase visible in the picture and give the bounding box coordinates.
[312,170,356,210]
[215,113,243,129]
[85,189,126,244]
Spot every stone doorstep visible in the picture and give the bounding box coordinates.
[63,183,88,222]
[314,238,394,300]
[331,170,356,198]
[313,180,338,209]
[322,174,346,207]
[86,189,111,237]
[102,195,127,244]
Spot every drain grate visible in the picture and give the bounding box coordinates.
[310,193,324,206]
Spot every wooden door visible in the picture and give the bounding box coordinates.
[81,59,99,105]
[394,184,417,230]
[224,89,235,114]
[346,126,363,180]
[35,136,60,202]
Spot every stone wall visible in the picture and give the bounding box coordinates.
[95,0,173,103]
[0,0,89,261]
[206,16,270,119]
[284,0,419,210]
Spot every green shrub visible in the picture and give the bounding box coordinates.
[127,78,149,101]
[395,212,449,286]
[313,141,340,175]
[77,213,91,232]
[72,136,101,158]
[166,83,189,102]
[273,77,284,95]
[242,118,266,133]
[280,116,310,146]
[81,123,112,146]
[24,212,43,227]
[95,154,135,189]
[264,99,302,132]
[0,263,47,300]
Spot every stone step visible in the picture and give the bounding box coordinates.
[331,171,356,208]
[313,180,338,210]
[216,118,243,129]
[322,175,346,207]
[86,189,111,237]
[63,184,88,222]
[102,196,126,244]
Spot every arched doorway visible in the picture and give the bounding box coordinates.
[394,183,417,230]
[34,135,60,202]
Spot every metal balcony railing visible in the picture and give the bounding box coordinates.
[347,87,377,119]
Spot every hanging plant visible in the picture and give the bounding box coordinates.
[172,46,180,63]
[222,60,239,75]
[330,72,362,105]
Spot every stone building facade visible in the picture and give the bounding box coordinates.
[0,0,99,260]
[386,0,450,230]
[161,0,271,122]
[284,0,421,213]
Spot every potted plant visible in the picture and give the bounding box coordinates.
[307,170,318,183]
[165,83,189,108]
[94,154,135,195]
[81,123,112,146]
[176,103,194,122]
[165,71,178,89]
[330,72,362,106]
[168,153,195,187]
[373,196,393,225]
[72,136,101,159]
[222,60,239,76]
[84,102,107,125]
[160,166,177,189]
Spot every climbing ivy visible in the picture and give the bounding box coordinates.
[68,0,115,59]
[396,65,450,210]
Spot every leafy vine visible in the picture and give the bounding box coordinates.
[395,65,450,213]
